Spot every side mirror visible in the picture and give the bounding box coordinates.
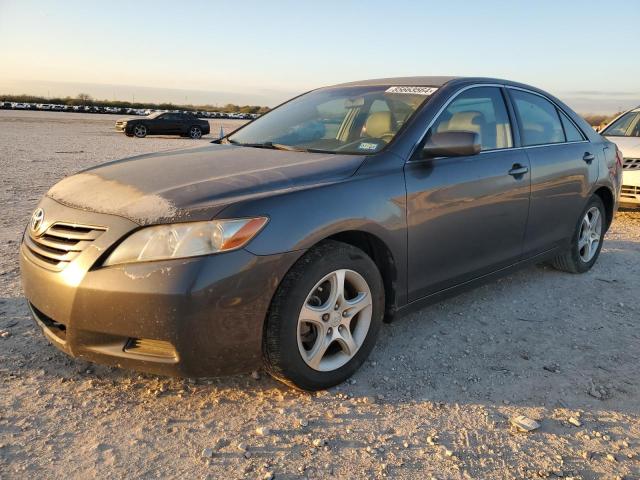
[421,131,481,159]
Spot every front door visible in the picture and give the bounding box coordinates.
[405,86,531,301]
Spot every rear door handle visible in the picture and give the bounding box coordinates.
[508,164,529,177]
[583,152,595,163]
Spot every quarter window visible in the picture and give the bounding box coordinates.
[428,87,513,151]
[559,111,584,142]
[510,90,565,146]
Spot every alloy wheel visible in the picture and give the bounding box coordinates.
[578,206,602,262]
[134,125,147,138]
[189,127,202,139]
[297,269,372,372]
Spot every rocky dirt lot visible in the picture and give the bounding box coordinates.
[0,111,639,479]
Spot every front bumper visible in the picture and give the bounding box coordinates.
[621,170,640,207]
[20,197,301,377]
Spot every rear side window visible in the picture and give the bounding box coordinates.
[511,90,564,146]
[429,86,513,151]
[559,111,584,142]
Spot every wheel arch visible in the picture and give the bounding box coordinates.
[317,230,398,321]
[593,186,614,231]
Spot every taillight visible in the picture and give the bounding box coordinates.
[615,147,624,168]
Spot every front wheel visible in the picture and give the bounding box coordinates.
[133,124,147,138]
[189,126,202,139]
[551,195,605,273]
[264,241,384,390]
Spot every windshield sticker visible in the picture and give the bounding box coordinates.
[358,142,379,151]
[385,86,438,96]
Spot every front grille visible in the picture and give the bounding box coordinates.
[621,184,640,199]
[623,158,640,170]
[24,222,106,271]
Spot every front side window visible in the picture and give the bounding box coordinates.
[602,111,640,137]
[427,86,513,151]
[227,86,434,154]
[511,90,565,146]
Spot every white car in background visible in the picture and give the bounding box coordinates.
[602,106,640,207]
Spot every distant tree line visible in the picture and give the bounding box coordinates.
[0,93,271,114]
[582,113,622,129]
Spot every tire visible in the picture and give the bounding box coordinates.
[264,240,384,391]
[133,124,147,138]
[189,126,202,139]
[551,195,605,273]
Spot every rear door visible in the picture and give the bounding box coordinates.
[507,88,598,256]
[405,86,531,301]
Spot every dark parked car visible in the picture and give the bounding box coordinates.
[21,77,622,390]
[115,111,210,139]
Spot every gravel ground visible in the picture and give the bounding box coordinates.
[0,111,639,480]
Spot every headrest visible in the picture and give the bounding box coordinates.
[365,111,393,138]
[445,111,485,134]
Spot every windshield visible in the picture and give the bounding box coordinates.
[227,85,436,154]
[602,111,640,137]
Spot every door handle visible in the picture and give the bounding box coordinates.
[508,164,529,177]
[583,152,595,163]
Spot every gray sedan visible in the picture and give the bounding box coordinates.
[20,76,622,390]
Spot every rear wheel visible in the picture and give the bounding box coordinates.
[551,196,605,273]
[133,124,147,138]
[264,241,384,390]
[189,126,202,139]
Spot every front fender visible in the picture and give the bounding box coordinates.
[218,168,408,300]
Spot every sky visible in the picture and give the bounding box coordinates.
[1,0,639,113]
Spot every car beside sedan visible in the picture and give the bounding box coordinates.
[601,106,640,207]
[21,76,621,390]
[115,111,211,139]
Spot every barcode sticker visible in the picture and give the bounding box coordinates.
[385,86,439,95]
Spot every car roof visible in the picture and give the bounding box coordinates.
[331,76,460,87]
[328,76,549,91]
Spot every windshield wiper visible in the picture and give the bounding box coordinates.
[228,140,309,152]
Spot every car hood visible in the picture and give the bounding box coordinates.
[116,116,144,122]
[604,136,640,157]
[46,144,365,224]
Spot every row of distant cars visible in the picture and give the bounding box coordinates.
[599,106,640,208]
[0,101,259,120]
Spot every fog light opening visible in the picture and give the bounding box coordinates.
[124,338,177,360]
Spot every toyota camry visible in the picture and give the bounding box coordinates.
[20,76,622,390]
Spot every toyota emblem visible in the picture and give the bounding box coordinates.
[30,208,45,234]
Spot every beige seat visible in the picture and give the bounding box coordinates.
[437,111,512,149]
[438,111,485,136]
[364,111,394,141]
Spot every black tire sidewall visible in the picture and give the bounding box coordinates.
[265,242,384,390]
[569,196,606,273]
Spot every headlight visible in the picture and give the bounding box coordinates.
[103,217,268,266]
